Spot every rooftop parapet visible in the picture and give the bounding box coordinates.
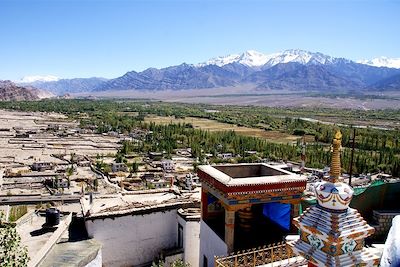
[198,163,307,197]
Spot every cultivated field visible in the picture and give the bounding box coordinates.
[145,115,313,143]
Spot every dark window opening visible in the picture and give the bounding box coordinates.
[203,255,208,267]
[178,224,183,248]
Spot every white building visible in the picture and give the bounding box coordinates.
[111,162,128,172]
[217,153,234,160]
[148,178,169,189]
[177,208,201,267]
[31,162,53,171]
[183,173,201,190]
[82,190,200,267]
[162,160,175,172]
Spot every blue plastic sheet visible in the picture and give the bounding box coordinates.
[263,202,291,231]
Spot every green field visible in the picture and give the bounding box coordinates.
[145,115,314,143]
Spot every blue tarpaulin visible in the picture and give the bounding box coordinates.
[263,202,291,231]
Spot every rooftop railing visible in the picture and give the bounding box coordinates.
[214,242,306,267]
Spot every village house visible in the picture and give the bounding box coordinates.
[82,190,200,266]
[149,151,164,160]
[162,160,175,172]
[31,162,53,171]
[111,162,128,173]
[217,153,234,160]
[148,178,169,189]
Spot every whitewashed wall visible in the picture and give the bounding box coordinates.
[84,249,102,267]
[177,216,200,266]
[86,210,178,266]
[199,220,227,267]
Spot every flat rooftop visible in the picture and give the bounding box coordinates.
[82,188,200,219]
[16,211,71,265]
[198,163,306,187]
[178,207,201,221]
[39,239,101,267]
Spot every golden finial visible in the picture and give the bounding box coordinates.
[335,131,342,140]
[329,130,342,183]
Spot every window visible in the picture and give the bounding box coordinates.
[203,255,208,267]
[178,224,183,248]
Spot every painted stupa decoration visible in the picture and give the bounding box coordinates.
[288,130,380,266]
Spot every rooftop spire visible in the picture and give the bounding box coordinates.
[329,130,342,183]
[288,130,380,266]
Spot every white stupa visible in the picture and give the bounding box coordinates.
[288,131,381,266]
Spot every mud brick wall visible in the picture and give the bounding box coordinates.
[371,210,400,240]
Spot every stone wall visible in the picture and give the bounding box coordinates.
[371,210,400,240]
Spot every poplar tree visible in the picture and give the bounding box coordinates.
[0,213,29,267]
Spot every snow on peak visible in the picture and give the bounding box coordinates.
[198,53,240,67]
[264,49,335,66]
[198,50,271,67]
[198,49,337,68]
[19,75,60,83]
[237,50,272,67]
[357,57,400,69]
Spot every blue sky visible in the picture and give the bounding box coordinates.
[1,0,399,80]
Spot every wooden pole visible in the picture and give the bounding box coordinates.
[301,135,306,173]
[349,128,356,186]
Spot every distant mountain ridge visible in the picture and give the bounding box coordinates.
[358,57,400,69]
[94,50,400,92]
[20,75,60,83]
[0,80,52,101]
[198,49,348,68]
[95,64,240,91]
[247,63,362,91]
[18,49,400,94]
[370,73,400,91]
[22,77,107,95]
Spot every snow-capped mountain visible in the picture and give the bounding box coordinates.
[12,49,400,94]
[19,75,60,83]
[358,57,400,69]
[263,49,340,67]
[198,49,345,68]
[198,50,272,67]
[93,49,400,92]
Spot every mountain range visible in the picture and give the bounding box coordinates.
[0,80,53,101]
[15,50,400,95]
[21,77,107,95]
[358,57,400,69]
